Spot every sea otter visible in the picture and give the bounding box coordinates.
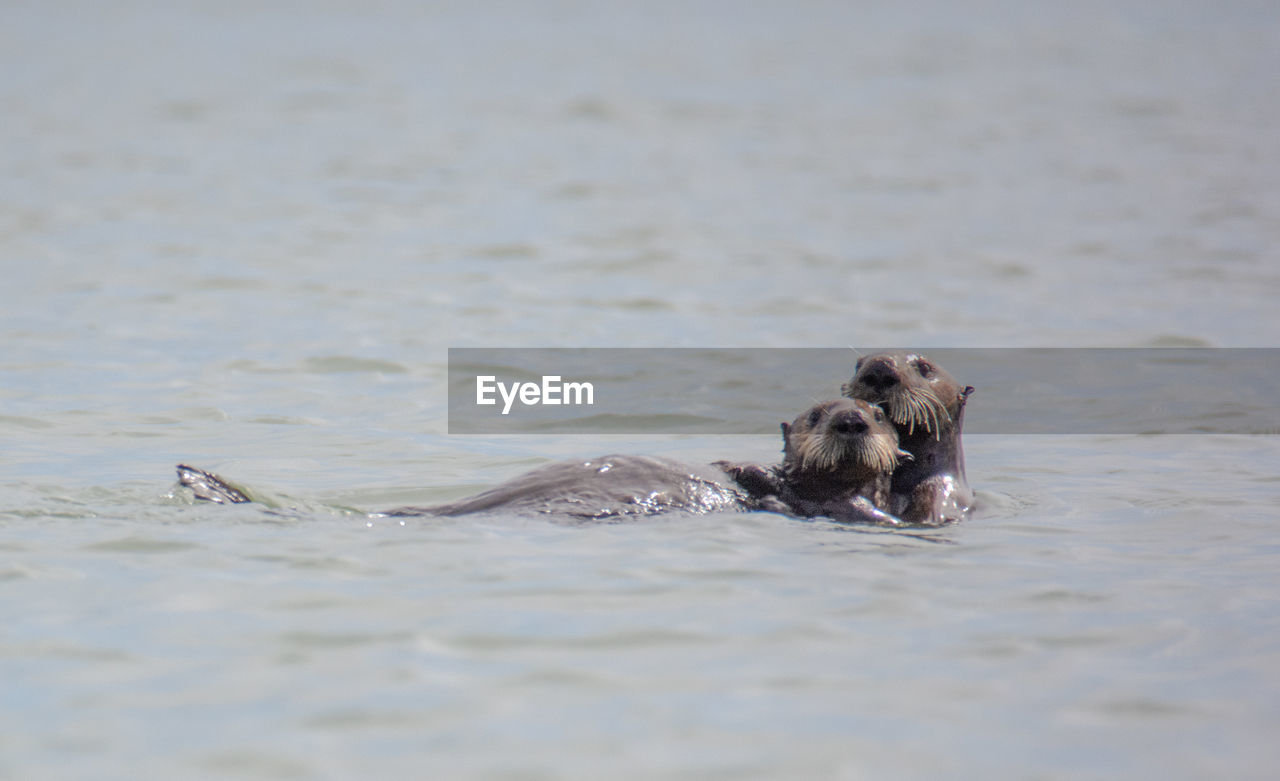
[715,397,911,525]
[841,351,974,525]
[176,399,908,525]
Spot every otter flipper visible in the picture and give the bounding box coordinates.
[713,460,786,499]
[825,495,903,526]
[176,464,251,504]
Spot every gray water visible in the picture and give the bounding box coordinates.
[3,1,1280,778]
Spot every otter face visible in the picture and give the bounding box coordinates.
[841,351,968,439]
[782,398,908,477]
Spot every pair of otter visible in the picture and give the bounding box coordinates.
[716,350,973,525]
[178,351,973,526]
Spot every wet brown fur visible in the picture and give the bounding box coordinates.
[717,398,911,525]
[842,351,974,525]
[178,399,910,525]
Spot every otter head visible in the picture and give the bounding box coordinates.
[841,351,973,440]
[781,398,911,482]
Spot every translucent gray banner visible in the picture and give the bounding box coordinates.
[447,348,1279,435]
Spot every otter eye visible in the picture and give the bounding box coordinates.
[873,408,884,422]
[916,360,934,377]
[807,409,823,427]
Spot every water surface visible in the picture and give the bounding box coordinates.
[2,1,1279,778]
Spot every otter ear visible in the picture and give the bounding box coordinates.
[779,422,790,439]
[896,448,914,463]
[854,356,864,371]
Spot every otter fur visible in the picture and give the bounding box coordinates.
[841,351,974,525]
[176,399,909,525]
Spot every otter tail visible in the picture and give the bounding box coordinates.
[176,464,251,504]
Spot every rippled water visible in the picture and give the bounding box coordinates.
[3,1,1279,778]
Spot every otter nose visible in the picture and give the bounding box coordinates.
[860,360,900,392]
[830,409,869,436]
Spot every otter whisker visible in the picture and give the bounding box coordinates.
[887,384,951,439]
[922,394,939,439]
[810,437,845,472]
[853,435,900,475]
[927,391,951,440]
[910,397,924,436]
[792,430,900,476]
[795,434,846,474]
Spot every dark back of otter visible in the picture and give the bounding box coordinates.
[179,457,751,521]
[385,455,750,520]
